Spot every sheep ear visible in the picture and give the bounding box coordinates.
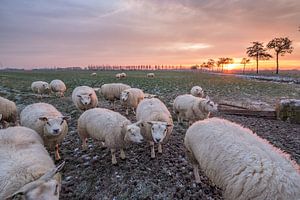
[0,114,2,121]
[134,120,143,126]
[88,93,93,97]
[6,190,24,199]
[205,95,210,100]
[39,117,48,122]
[39,161,65,182]
[62,116,71,121]
[147,121,153,126]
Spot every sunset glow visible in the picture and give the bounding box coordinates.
[0,0,300,70]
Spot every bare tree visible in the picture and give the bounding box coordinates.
[267,37,293,74]
[246,42,272,74]
[207,59,215,71]
[240,58,250,74]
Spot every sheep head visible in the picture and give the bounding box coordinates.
[120,91,130,102]
[39,116,69,136]
[147,121,172,143]
[123,120,144,143]
[77,94,92,106]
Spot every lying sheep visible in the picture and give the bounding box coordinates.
[77,108,144,165]
[173,94,217,125]
[20,103,69,160]
[90,72,97,76]
[120,88,145,115]
[0,126,64,200]
[120,72,126,78]
[136,98,173,158]
[72,86,99,111]
[184,117,300,200]
[31,81,51,97]
[0,96,18,128]
[147,73,155,78]
[115,73,121,79]
[100,83,131,109]
[190,86,204,97]
[50,79,67,97]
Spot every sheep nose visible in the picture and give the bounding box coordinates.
[154,138,160,143]
[53,129,60,134]
[84,102,88,105]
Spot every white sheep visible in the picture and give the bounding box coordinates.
[90,72,97,76]
[146,73,155,78]
[173,94,217,125]
[0,96,18,128]
[77,108,144,165]
[136,98,173,158]
[115,73,121,79]
[190,86,204,97]
[120,88,145,115]
[20,103,69,160]
[72,86,99,111]
[184,117,300,200]
[50,79,67,97]
[100,83,131,109]
[120,72,126,78]
[0,126,64,200]
[31,81,51,97]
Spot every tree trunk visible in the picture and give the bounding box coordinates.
[276,52,279,74]
[243,63,246,74]
[256,55,259,74]
[222,64,224,72]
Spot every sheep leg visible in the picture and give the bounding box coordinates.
[193,164,201,183]
[132,108,136,115]
[111,149,117,165]
[125,108,129,115]
[81,137,88,150]
[150,141,155,158]
[120,149,126,160]
[158,143,163,154]
[55,144,61,160]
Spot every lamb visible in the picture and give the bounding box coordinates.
[72,86,99,111]
[31,81,51,97]
[100,83,131,109]
[173,94,217,125]
[136,98,173,158]
[77,108,144,165]
[184,117,300,200]
[146,73,155,78]
[190,86,204,97]
[0,126,64,200]
[20,103,69,160]
[120,88,145,115]
[0,96,18,128]
[50,79,67,97]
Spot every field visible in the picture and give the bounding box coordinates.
[1,70,300,199]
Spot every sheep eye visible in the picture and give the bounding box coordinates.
[60,120,64,125]
[46,122,51,126]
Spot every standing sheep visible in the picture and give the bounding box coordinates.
[173,94,217,125]
[184,118,300,200]
[190,86,204,97]
[146,73,155,78]
[0,96,18,128]
[20,103,69,160]
[136,98,173,158]
[120,88,145,115]
[77,108,144,165]
[72,86,99,111]
[50,79,67,97]
[100,83,131,109]
[31,81,51,97]
[0,126,64,200]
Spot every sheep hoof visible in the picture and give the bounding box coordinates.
[112,160,118,165]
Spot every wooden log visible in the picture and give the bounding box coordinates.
[219,108,277,119]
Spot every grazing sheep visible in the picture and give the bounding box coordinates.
[184,118,300,200]
[31,81,51,97]
[173,94,217,125]
[100,83,131,109]
[77,108,144,165]
[120,72,127,78]
[120,88,145,115]
[190,86,204,97]
[50,79,67,97]
[0,96,18,128]
[72,86,98,111]
[136,98,173,158]
[0,126,64,200]
[146,73,155,78]
[90,72,97,76]
[20,103,69,160]
[115,73,121,79]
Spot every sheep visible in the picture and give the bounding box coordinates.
[120,72,127,78]
[72,86,99,111]
[0,126,64,200]
[31,81,51,97]
[146,73,155,78]
[90,72,97,76]
[184,117,300,200]
[0,96,18,128]
[190,86,204,97]
[77,108,144,165]
[50,79,67,97]
[115,73,122,79]
[173,94,217,125]
[100,83,131,109]
[20,103,69,160]
[136,98,173,158]
[120,88,145,115]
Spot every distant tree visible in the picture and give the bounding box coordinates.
[246,42,272,74]
[190,65,199,70]
[267,37,293,74]
[200,62,207,71]
[207,59,215,71]
[224,58,234,71]
[240,58,250,74]
[218,57,234,72]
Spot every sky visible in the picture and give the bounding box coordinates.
[0,0,300,70]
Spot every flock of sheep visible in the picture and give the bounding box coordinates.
[0,72,300,200]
